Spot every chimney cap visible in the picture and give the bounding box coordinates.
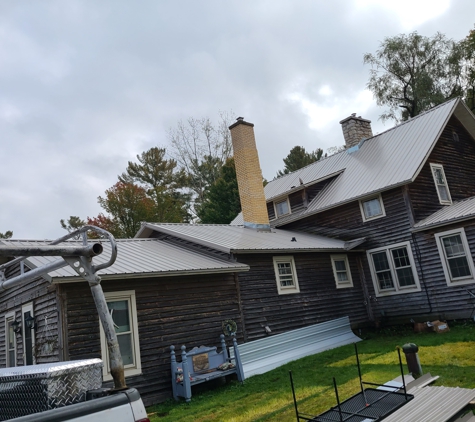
[339,114,372,125]
[229,117,254,130]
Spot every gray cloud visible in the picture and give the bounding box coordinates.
[0,0,474,238]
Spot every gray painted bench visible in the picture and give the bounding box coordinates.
[170,334,245,402]
[230,316,361,378]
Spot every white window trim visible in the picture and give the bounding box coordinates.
[367,241,421,297]
[435,228,475,287]
[273,256,300,295]
[5,311,16,368]
[99,290,142,380]
[330,255,354,289]
[273,197,291,219]
[430,163,452,205]
[22,303,35,365]
[359,193,386,222]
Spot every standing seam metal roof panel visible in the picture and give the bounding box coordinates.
[140,223,350,252]
[0,239,249,280]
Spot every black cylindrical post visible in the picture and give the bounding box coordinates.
[402,343,423,379]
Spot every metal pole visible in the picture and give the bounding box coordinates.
[0,244,103,257]
[354,343,368,405]
[289,371,300,422]
[0,259,69,290]
[397,347,408,400]
[90,283,126,390]
[333,377,343,422]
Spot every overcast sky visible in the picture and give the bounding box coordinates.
[1,0,474,239]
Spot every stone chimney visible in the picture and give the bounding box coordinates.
[229,117,270,230]
[339,113,373,149]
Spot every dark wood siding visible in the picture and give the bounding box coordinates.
[62,272,242,406]
[0,264,61,367]
[235,252,369,341]
[409,115,475,222]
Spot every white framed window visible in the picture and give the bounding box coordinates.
[22,303,35,365]
[331,255,353,288]
[367,242,421,297]
[5,312,16,367]
[359,194,386,222]
[273,256,300,294]
[274,198,290,218]
[430,163,452,205]
[435,228,475,286]
[100,291,141,380]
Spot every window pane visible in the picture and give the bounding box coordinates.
[372,252,389,272]
[377,271,394,290]
[276,200,289,216]
[109,300,130,333]
[438,186,450,202]
[396,267,416,286]
[277,262,294,286]
[448,256,471,278]
[337,272,348,282]
[434,168,444,184]
[334,260,346,271]
[391,247,411,268]
[442,235,465,257]
[363,198,382,218]
[117,333,134,366]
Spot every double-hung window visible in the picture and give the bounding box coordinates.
[430,163,452,205]
[367,242,421,296]
[435,228,475,286]
[359,194,385,222]
[99,291,141,380]
[5,312,16,367]
[273,256,300,294]
[331,255,353,288]
[274,198,290,218]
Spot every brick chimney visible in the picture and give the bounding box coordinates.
[229,117,270,230]
[339,113,373,149]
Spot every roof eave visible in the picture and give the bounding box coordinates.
[412,214,475,233]
[50,265,250,283]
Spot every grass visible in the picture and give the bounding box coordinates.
[147,321,475,421]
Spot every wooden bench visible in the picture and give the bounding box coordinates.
[230,316,361,378]
[170,334,245,402]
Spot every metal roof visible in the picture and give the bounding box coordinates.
[232,98,475,226]
[413,196,475,231]
[0,238,249,282]
[383,385,475,422]
[136,223,355,253]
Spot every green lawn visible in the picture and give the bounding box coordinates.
[147,321,475,422]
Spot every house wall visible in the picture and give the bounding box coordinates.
[61,272,243,405]
[408,115,475,222]
[0,264,62,368]
[234,252,370,341]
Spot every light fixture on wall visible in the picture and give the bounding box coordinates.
[12,320,21,334]
[25,315,36,330]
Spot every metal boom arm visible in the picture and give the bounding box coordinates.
[0,225,126,390]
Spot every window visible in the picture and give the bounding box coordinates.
[5,312,16,367]
[367,242,421,297]
[359,194,386,222]
[273,256,300,294]
[99,291,141,380]
[274,198,290,217]
[331,255,353,288]
[430,163,452,205]
[22,303,35,365]
[435,228,475,286]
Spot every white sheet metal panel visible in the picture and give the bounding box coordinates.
[383,386,475,422]
[230,317,361,378]
[1,239,249,280]
[140,223,349,253]
[413,196,475,231]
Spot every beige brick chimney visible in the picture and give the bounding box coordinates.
[229,117,270,230]
[339,113,373,148]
